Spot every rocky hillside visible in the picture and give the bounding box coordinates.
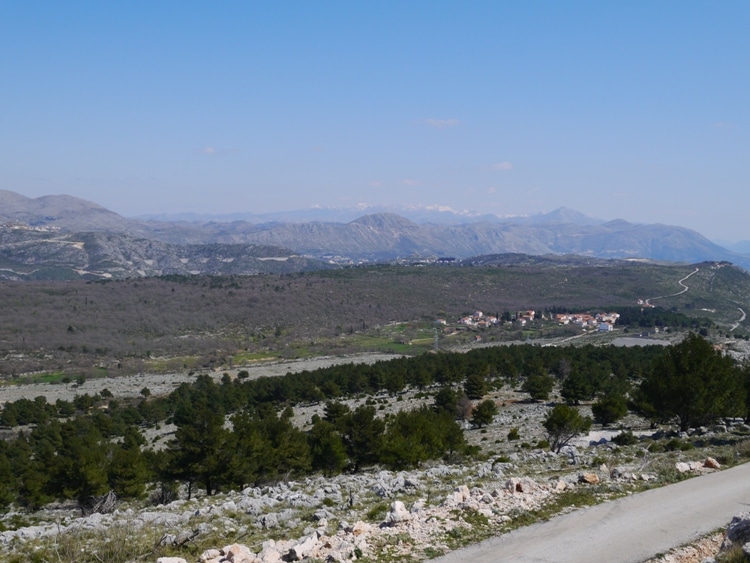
[0,226,331,280]
[2,190,748,270]
[3,384,749,563]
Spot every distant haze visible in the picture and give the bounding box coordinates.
[1,3,749,242]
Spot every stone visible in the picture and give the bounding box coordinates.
[578,473,600,484]
[444,484,471,504]
[159,533,177,546]
[351,521,370,536]
[727,512,750,546]
[371,483,389,497]
[287,535,318,560]
[404,477,421,489]
[258,545,282,563]
[314,508,335,521]
[505,478,523,493]
[157,558,189,563]
[220,500,238,513]
[385,500,412,525]
[199,549,222,562]
[704,457,721,469]
[675,462,691,473]
[260,513,279,529]
[223,543,256,563]
[454,484,470,501]
[175,529,198,545]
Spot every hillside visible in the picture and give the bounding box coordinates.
[0,226,332,280]
[1,190,748,271]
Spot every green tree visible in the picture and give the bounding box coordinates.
[324,401,351,428]
[49,418,110,513]
[341,406,384,472]
[522,373,555,401]
[169,395,227,497]
[224,410,266,488]
[543,404,592,453]
[108,428,149,499]
[464,374,488,400]
[560,370,594,405]
[0,443,16,510]
[308,419,347,476]
[471,399,498,428]
[380,407,465,469]
[255,406,311,478]
[591,393,628,425]
[639,333,743,431]
[432,387,458,416]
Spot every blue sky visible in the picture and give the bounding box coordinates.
[1,2,748,241]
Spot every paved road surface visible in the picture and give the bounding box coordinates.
[432,462,750,563]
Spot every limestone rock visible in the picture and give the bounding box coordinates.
[157,558,189,563]
[385,500,411,525]
[223,543,256,563]
[726,512,750,546]
[287,535,317,560]
[578,473,600,484]
[704,457,721,469]
[199,549,222,562]
[675,462,691,473]
[350,521,371,536]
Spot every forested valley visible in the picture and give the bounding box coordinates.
[0,259,745,377]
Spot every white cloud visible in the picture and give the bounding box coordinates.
[369,181,382,187]
[202,146,217,155]
[491,161,513,171]
[713,121,735,129]
[487,187,497,194]
[401,179,421,186]
[424,118,460,129]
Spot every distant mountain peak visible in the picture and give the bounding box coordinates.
[349,213,418,229]
[0,189,133,232]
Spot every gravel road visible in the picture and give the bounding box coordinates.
[431,462,750,563]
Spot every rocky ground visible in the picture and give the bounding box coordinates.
[4,340,750,562]
[0,353,404,405]
[645,533,725,563]
[2,387,749,563]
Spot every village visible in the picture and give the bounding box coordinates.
[448,309,621,333]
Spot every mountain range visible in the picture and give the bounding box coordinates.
[0,189,748,279]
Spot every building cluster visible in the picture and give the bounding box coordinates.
[455,311,502,328]
[2,222,58,232]
[554,311,620,332]
[453,310,620,333]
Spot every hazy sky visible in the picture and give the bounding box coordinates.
[1,2,748,241]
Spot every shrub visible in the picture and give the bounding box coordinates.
[612,430,638,446]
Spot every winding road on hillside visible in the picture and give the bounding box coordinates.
[645,267,700,306]
[731,308,746,332]
[431,462,750,563]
